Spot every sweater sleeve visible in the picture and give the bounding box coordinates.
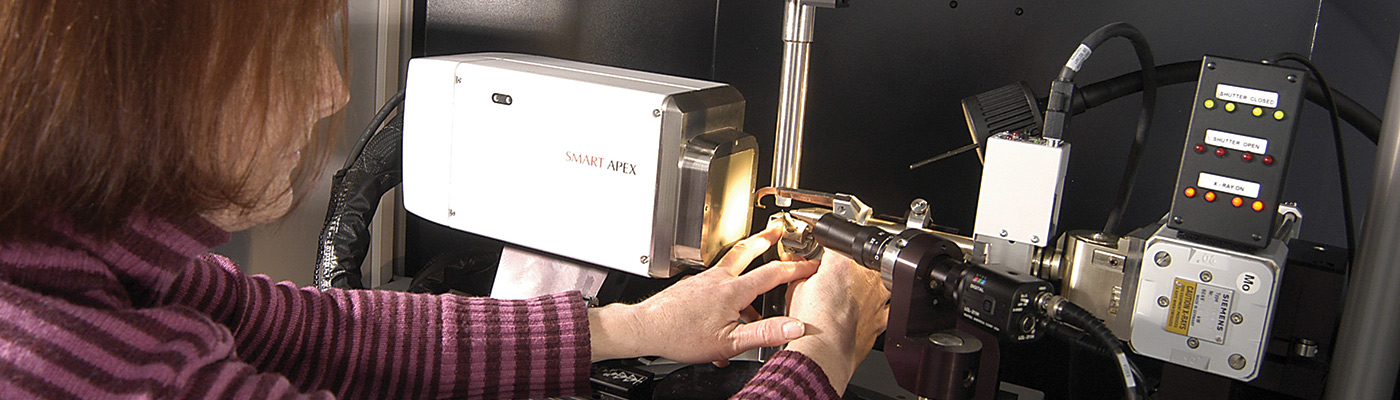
[161,253,592,400]
[731,350,840,400]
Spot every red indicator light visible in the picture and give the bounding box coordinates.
[1216,147,1227,157]
[1242,153,1254,162]
[1232,197,1243,207]
[1263,155,1275,165]
[1194,144,1206,153]
[1184,187,1197,198]
[1252,201,1265,212]
[1204,191,1217,202]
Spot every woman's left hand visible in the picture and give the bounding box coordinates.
[589,222,818,363]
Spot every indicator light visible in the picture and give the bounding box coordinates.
[1242,153,1254,162]
[1232,197,1243,207]
[1263,155,1275,165]
[1253,107,1264,117]
[1216,147,1227,157]
[1184,187,1197,198]
[1205,191,1217,202]
[1274,110,1285,120]
[1252,201,1265,212]
[1194,144,1206,153]
[1204,99,1216,109]
[1225,103,1237,112]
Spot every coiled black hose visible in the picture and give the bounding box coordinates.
[314,90,406,290]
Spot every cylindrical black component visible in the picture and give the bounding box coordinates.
[812,213,891,269]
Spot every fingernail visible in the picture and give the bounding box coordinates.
[783,321,805,339]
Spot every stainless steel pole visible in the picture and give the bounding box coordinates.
[772,0,816,207]
[1324,33,1400,400]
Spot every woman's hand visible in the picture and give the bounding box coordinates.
[783,250,891,395]
[589,223,819,363]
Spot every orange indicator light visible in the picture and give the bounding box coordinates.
[1232,197,1243,207]
[1184,187,1197,198]
[1253,201,1265,212]
[1204,191,1217,202]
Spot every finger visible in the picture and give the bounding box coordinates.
[717,225,784,276]
[713,359,731,368]
[739,305,762,323]
[727,317,807,355]
[733,259,819,299]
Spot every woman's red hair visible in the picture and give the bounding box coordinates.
[0,0,346,240]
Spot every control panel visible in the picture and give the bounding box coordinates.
[1167,56,1306,248]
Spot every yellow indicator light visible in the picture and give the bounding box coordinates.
[1253,107,1264,117]
[1204,99,1216,109]
[1274,110,1285,120]
[1252,201,1265,212]
[1204,191,1217,202]
[1232,197,1244,207]
[1225,103,1236,112]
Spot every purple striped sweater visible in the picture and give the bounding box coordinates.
[0,213,838,399]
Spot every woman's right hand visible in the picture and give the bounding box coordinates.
[783,250,891,396]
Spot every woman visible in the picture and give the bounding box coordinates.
[0,1,890,399]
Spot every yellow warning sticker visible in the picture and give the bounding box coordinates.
[1166,279,1197,336]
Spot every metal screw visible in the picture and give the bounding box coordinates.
[454,76,462,84]
[1031,235,1040,244]
[652,109,662,117]
[1252,234,1263,242]
[1014,7,1024,16]
[1228,354,1247,370]
[1287,75,1298,83]
[1231,313,1244,324]
[639,256,650,264]
[949,0,957,9]
[1187,337,1200,349]
[1154,251,1172,267]
[1206,62,1216,70]
[1172,216,1184,225]
[448,209,457,217]
[1200,270,1214,282]
[964,370,977,387]
[1294,339,1319,358]
[1158,296,1170,307]
[911,199,929,215]
[1000,230,1009,237]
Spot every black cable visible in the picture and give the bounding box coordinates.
[1041,295,1143,400]
[1041,319,1148,387]
[1269,53,1357,285]
[1042,22,1157,236]
[344,89,407,170]
[1066,60,1382,144]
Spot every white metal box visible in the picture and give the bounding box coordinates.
[403,53,757,278]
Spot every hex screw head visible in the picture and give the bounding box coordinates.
[1231,313,1244,324]
[1031,235,1040,244]
[1187,337,1200,349]
[1201,270,1214,282]
[639,256,650,264]
[1158,296,1170,307]
[652,109,662,117]
[1000,230,1009,237]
